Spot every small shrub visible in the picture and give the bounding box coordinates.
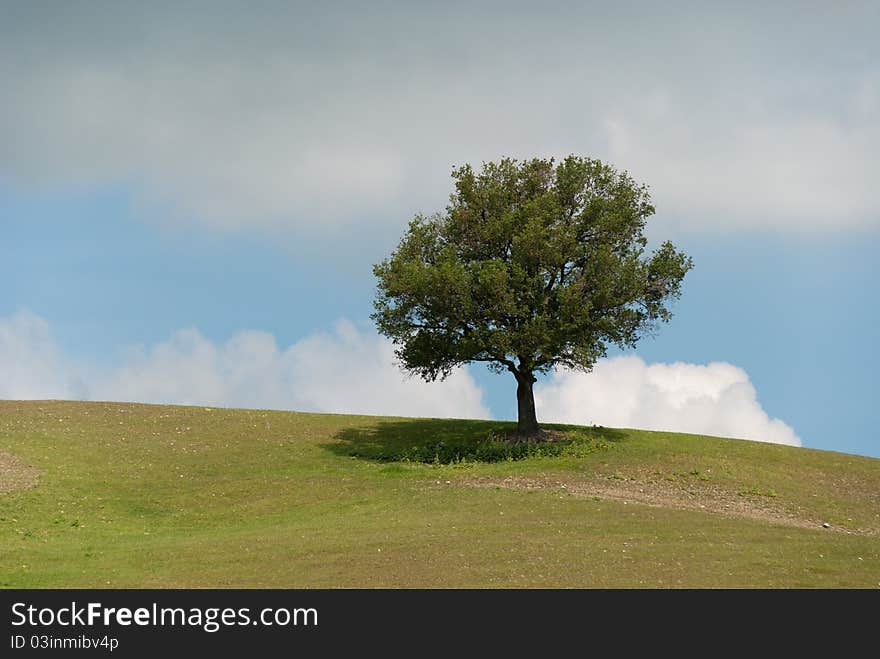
[347,429,612,465]
[398,437,567,464]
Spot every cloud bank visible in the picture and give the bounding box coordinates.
[99,320,490,419]
[535,356,800,446]
[0,311,84,400]
[1,310,799,445]
[1,3,877,233]
[0,311,489,420]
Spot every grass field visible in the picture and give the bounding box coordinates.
[1,400,878,588]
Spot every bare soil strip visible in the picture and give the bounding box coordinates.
[0,450,40,494]
[463,474,878,536]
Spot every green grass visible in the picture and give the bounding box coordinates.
[1,400,878,588]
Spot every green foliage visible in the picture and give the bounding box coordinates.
[373,155,694,382]
[372,435,567,464]
[339,426,613,464]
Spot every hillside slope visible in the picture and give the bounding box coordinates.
[1,400,878,588]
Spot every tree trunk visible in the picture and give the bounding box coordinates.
[515,371,539,436]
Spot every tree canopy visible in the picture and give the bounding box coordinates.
[372,156,693,434]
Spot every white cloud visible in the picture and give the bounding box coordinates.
[0,310,799,444]
[604,111,879,233]
[0,311,83,400]
[0,5,877,234]
[535,355,800,446]
[0,311,489,420]
[97,319,490,419]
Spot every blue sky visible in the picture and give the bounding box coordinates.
[1,2,878,457]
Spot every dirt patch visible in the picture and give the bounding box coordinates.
[0,450,40,494]
[463,473,879,536]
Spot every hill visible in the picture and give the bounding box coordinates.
[1,400,877,588]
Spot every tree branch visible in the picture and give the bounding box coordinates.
[470,355,517,372]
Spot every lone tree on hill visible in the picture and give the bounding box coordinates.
[372,156,693,436]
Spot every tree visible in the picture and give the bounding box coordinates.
[372,156,693,436]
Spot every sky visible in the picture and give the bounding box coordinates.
[1,1,878,457]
